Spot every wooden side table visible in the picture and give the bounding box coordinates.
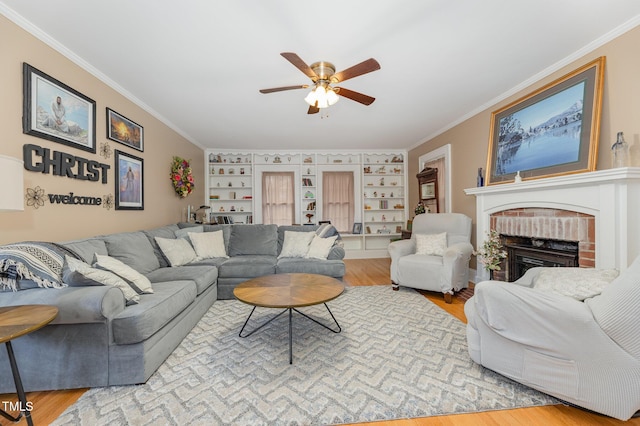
[0,305,58,426]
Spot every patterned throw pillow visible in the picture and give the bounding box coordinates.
[415,232,447,256]
[154,237,198,266]
[188,230,228,259]
[63,256,140,305]
[315,223,344,247]
[0,242,73,291]
[93,254,154,294]
[306,235,338,260]
[279,231,315,258]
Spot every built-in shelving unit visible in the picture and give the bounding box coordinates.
[361,153,405,252]
[207,153,253,224]
[204,150,407,257]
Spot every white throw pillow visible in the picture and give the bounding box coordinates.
[154,237,198,266]
[279,231,315,258]
[415,232,447,256]
[534,267,619,300]
[189,230,228,259]
[65,256,140,305]
[93,254,154,294]
[306,234,338,260]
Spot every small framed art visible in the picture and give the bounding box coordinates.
[114,150,144,210]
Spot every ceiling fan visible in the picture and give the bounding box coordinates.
[259,52,381,114]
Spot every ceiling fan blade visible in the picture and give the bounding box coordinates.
[259,85,309,94]
[334,87,376,105]
[281,52,318,81]
[331,58,380,83]
[307,103,320,114]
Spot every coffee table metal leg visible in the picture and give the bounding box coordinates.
[292,303,342,334]
[0,342,33,426]
[238,306,288,338]
[289,308,293,364]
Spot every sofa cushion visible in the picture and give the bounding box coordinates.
[204,224,232,252]
[217,255,276,278]
[306,235,338,260]
[103,231,160,274]
[143,224,180,268]
[145,265,218,295]
[277,225,318,254]
[278,231,314,258]
[64,255,140,305]
[111,280,197,345]
[276,258,346,277]
[61,238,109,265]
[155,237,198,267]
[93,254,154,294]
[229,224,278,256]
[189,230,228,259]
[175,225,203,239]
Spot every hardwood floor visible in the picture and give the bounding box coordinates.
[1,258,637,425]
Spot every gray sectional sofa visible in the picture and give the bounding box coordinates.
[0,222,345,392]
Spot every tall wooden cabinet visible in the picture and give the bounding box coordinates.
[417,167,439,213]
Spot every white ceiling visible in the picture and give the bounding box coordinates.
[3,1,640,152]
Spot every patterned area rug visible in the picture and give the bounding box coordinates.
[54,286,557,425]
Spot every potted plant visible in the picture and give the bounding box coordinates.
[414,201,426,216]
[475,229,507,279]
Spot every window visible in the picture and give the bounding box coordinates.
[262,172,295,225]
[322,171,354,233]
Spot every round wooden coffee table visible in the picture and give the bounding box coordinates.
[234,273,344,364]
[0,305,58,426]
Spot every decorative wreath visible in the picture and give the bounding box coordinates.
[170,156,194,198]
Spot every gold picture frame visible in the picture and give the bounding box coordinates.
[486,57,605,185]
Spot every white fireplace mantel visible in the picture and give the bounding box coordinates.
[465,167,640,281]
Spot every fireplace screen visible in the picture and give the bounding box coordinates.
[503,236,578,281]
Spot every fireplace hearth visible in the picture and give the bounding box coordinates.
[502,235,578,281]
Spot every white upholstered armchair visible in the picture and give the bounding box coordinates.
[465,257,640,420]
[388,213,473,302]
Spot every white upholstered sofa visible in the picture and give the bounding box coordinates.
[465,257,640,420]
[388,213,473,302]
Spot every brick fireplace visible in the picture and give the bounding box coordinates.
[465,168,640,282]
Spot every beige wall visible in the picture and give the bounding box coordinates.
[0,16,204,244]
[408,25,640,261]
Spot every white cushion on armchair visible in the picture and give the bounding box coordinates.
[388,213,473,296]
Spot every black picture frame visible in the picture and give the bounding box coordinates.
[486,57,605,185]
[106,108,144,152]
[352,222,362,234]
[22,63,96,153]
[114,150,144,210]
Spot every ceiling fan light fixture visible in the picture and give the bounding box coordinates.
[304,84,338,109]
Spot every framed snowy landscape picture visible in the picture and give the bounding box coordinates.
[486,57,605,185]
